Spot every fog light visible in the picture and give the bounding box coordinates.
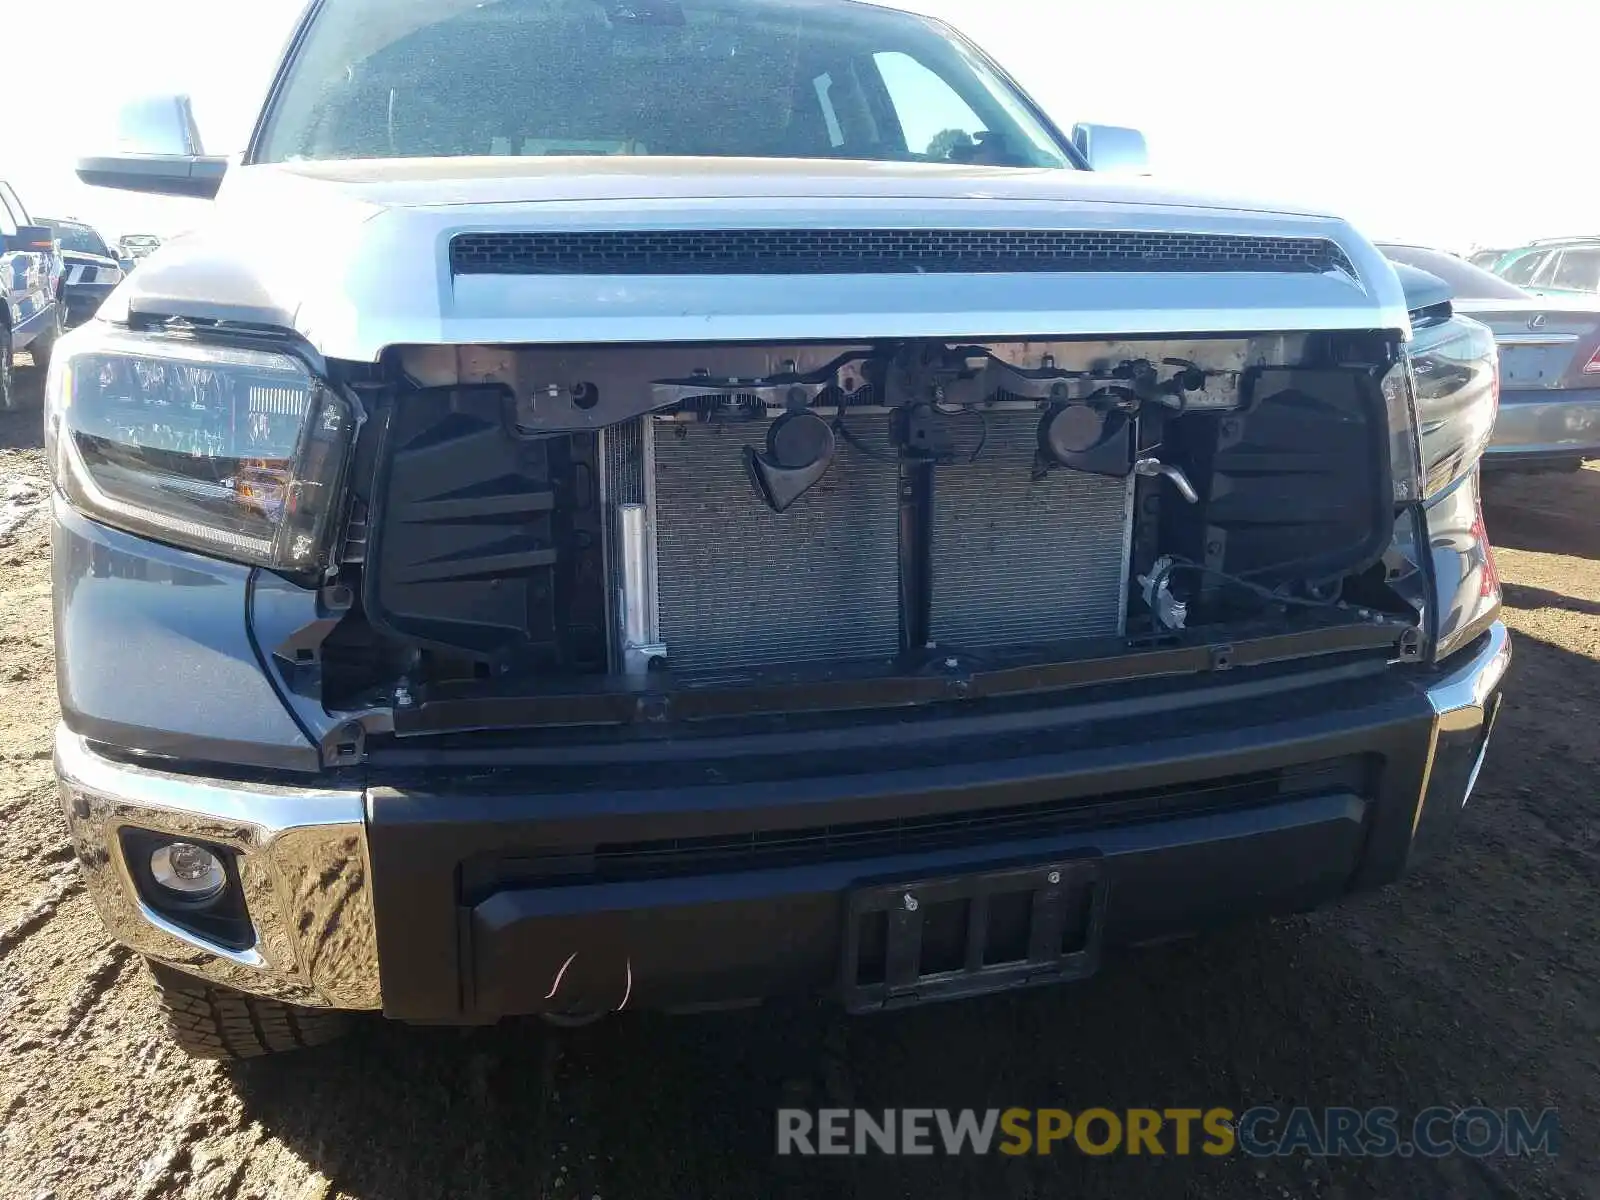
[149,842,227,900]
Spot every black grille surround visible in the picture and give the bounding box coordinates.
[449,228,1359,277]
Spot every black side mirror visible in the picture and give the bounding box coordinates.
[4,225,55,253]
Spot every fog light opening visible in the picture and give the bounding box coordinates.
[149,842,228,902]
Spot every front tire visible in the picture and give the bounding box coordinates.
[146,960,349,1060]
[28,300,63,372]
[0,322,13,411]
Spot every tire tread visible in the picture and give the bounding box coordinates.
[146,961,347,1060]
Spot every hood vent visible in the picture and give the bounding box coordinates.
[450,229,1357,278]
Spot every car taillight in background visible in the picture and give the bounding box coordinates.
[45,324,356,573]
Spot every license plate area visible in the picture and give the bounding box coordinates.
[842,860,1105,1012]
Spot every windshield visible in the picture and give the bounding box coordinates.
[255,0,1071,169]
[1378,244,1529,301]
[41,220,111,258]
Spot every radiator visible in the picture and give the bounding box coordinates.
[605,410,1131,676]
[930,411,1132,649]
[649,415,902,673]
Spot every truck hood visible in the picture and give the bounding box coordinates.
[240,156,1349,216]
[105,157,1409,360]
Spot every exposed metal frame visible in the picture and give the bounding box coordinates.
[388,610,1415,737]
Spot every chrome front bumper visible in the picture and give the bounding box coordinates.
[55,622,1511,1013]
[1408,620,1511,859]
[55,728,380,1010]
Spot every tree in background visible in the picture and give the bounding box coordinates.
[925,128,974,161]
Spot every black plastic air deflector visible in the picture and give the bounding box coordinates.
[1175,367,1392,586]
[362,387,605,670]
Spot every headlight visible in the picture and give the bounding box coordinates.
[1411,315,1498,499]
[45,324,355,572]
[1382,314,1499,504]
[1382,358,1423,503]
[1382,313,1501,662]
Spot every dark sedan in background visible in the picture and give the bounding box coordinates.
[38,218,124,328]
[1381,243,1600,470]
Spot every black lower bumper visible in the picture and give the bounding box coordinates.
[365,632,1507,1022]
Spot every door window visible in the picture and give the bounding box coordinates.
[1502,250,1549,286]
[1549,248,1600,292]
[872,50,985,160]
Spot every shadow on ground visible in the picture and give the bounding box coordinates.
[1484,466,1600,559]
[224,618,1597,1200]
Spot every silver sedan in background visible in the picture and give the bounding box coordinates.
[1381,243,1600,470]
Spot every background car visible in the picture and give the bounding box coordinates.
[1382,242,1600,469]
[117,233,162,265]
[37,218,125,328]
[1481,236,1600,296]
[0,178,63,408]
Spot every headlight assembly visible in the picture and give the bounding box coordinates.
[1381,312,1501,662]
[45,323,355,573]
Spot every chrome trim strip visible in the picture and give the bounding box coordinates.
[54,727,380,1010]
[1491,332,1581,346]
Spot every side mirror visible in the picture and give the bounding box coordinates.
[1070,123,1151,175]
[4,225,56,253]
[76,94,228,200]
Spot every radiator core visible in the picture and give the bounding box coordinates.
[649,415,902,673]
[930,411,1132,649]
[611,409,1132,676]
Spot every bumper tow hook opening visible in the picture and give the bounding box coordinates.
[536,954,633,1026]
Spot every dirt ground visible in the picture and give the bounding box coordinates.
[1,358,1597,1200]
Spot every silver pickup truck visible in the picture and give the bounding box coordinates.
[55,0,1506,1057]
